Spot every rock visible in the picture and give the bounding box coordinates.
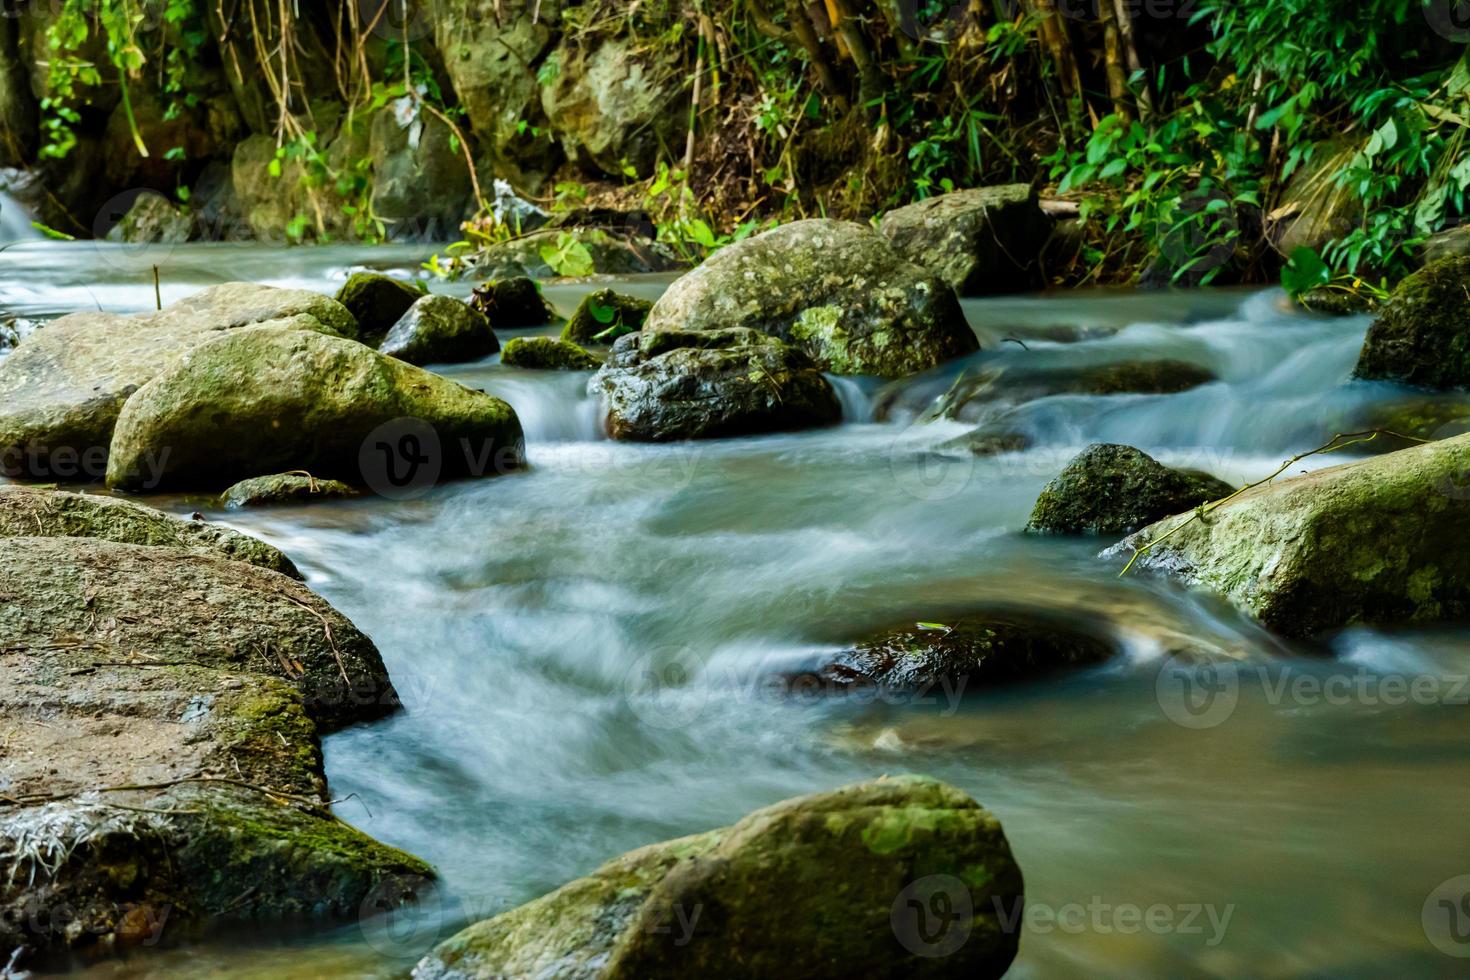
[1354,257,1470,389]
[1346,396,1470,454]
[1267,141,1359,256]
[940,426,1030,457]
[468,276,554,327]
[791,612,1118,696]
[1424,224,1470,265]
[0,484,299,577]
[0,283,356,479]
[1029,444,1234,536]
[462,227,682,280]
[231,130,356,242]
[0,535,395,729]
[0,541,429,961]
[1298,286,1373,316]
[220,474,359,509]
[644,220,976,378]
[878,184,1052,295]
[931,359,1217,424]
[334,272,429,347]
[562,288,652,344]
[107,326,525,492]
[541,33,685,178]
[413,775,1021,980]
[370,103,474,239]
[1103,434,1470,637]
[500,337,599,371]
[102,189,192,244]
[380,295,499,366]
[590,329,841,441]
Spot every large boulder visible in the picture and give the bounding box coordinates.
[1354,257,1470,389]
[562,288,651,344]
[0,535,395,730]
[380,295,499,366]
[791,611,1118,698]
[1028,444,1234,536]
[414,775,1021,980]
[370,104,474,239]
[1104,434,1470,638]
[0,284,356,480]
[0,484,298,577]
[500,337,600,371]
[878,185,1052,295]
[644,220,976,378]
[106,326,525,492]
[590,329,841,441]
[220,473,359,509]
[334,272,429,347]
[0,541,429,961]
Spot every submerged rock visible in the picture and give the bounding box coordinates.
[0,537,429,961]
[878,184,1052,295]
[380,295,499,366]
[590,328,841,441]
[333,272,428,346]
[1029,444,1234,536]
[0,484,298,577]
[499,336,599,370]
[414,775,1021,980]
[220,473,359,509]
[1354,257,1470,389]
[469,276,555,328]
[644,219,976,378]
[1104,433,1470,637]
[561,288,652,344]
[792,612,1117,697]
[106,326,525,492]
[0,284,355,480]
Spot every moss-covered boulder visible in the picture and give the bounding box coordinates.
[0,538,430,961]
[644,220,976,378]
[562,288,652,344]
[333,272,428,347]
[106,326,525,492]
[0,484,298,577]
[0,535,395,730]
[462,227,682,281]
[500,336,599,370]
[220,473,359,509]
[590,329,841,441]
[1029,444,1234,536]
[1354,257,1470,389]
[468,276,555,328]
[792,612,1117,698]
[878,184,1052,295]
[0,284,355,480]
[413,775,1021,980]
[380,295,499,366]
[1103,433,1470,637]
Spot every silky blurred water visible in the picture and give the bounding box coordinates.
[4,242,1470,979]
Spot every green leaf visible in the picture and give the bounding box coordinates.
[1281,246,1331,298]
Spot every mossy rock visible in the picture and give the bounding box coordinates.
[106,326,525,492]
[1103,433,1470,637]
[792,611,1118,695]
[878,184,1052,295]
[0,284,355,480]
[102,189,192,244]
[1354,257,1470,389]
[468,276,555,328]
[462,227,682,280]
[380,295,499,366]
[644,219,976,378]
[333,272,428,347]
[414,775,1021,980]
[1298,286,1374,316]
[0,484,299,577]
[589,328,841,441]
[220,473,359,509]
[562,288,652,345]
[499,336,600,370]
[1028,444,1234,536]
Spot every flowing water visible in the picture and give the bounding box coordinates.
[4,241,1470,978]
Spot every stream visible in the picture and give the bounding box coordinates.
[5,241,1470,978]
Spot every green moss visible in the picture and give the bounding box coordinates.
[333,273,428,345]
[500,336,600,370]
[1355,257,1470,388]
[562,289,652,344]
